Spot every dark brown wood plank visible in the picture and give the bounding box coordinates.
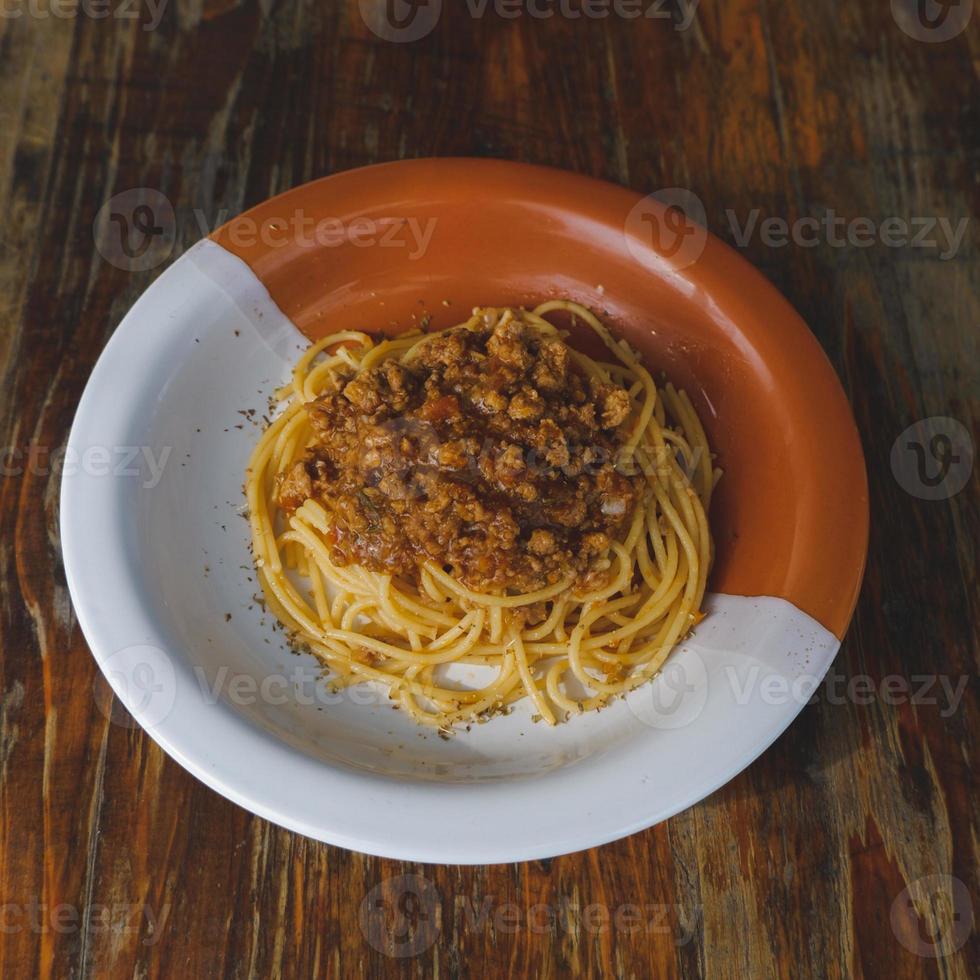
[0,2,976,977]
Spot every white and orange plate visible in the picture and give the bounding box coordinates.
[62,160,868,863]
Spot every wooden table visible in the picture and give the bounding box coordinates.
[1,1,976,976]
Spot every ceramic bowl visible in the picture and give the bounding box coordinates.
[61,160,867,862]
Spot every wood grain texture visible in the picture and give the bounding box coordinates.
[0,1,976,977]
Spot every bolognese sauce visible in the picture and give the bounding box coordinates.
[276,309,643,594]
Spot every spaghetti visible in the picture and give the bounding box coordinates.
[246,301,719,730]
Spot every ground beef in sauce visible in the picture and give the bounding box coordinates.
[276,309,643,594]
